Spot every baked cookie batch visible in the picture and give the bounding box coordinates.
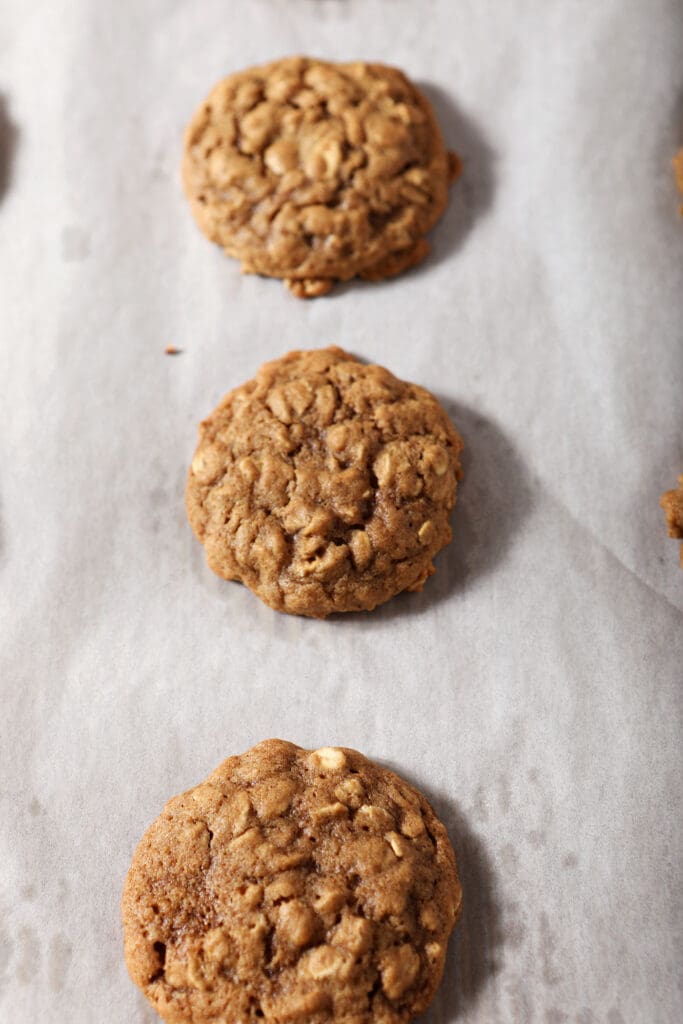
[122,56,466,1024]
[121,54,682,1024]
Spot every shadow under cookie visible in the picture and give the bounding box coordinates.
[0,94,19,204]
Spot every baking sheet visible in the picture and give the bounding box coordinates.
[1,1,682,1021]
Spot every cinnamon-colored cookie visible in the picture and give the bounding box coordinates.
[660,475,683,567]
[182,57,460,296]
[122,740,462,1024]
[186,347,463,617]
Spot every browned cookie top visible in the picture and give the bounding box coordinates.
[122,740,462,1024]
[186,347,463,617]
[661,475,683,567]
[182,57,459,297]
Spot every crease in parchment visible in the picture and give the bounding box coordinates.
[540,485,682,621]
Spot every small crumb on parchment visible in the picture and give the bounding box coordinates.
[165,345,181,356]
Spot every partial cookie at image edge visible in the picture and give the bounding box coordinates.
[674,149,683,212]
[660,475,683,567]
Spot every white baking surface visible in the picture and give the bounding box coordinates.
[1,1,682,1021]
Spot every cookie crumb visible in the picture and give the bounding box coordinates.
[285,277,333,299]
[448,151,463,183]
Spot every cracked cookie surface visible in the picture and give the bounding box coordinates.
[122,740,462,1024]
[660,475,683,567]
[182,57,460,296]
[186,347,463,617]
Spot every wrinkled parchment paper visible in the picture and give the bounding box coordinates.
[1,1,682,1021]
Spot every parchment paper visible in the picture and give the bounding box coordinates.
[1,1,682,1021]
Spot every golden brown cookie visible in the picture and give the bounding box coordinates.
[182,57,460,296]
[122,740,462,1024]
[660,475,683,567]
[186,347,463,617]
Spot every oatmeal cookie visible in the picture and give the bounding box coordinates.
[182,57,460,296]
[186,347,463,617]
[660,475,683,567]
[122,740,462,1024]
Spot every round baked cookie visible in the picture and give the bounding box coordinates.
[182,57,461,297]
[186,347,464,618]
[122,740,462,1024]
